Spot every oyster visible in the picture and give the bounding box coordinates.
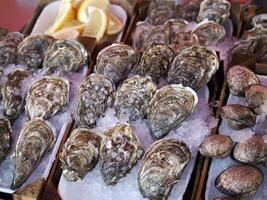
[60,128,102,181]
[199,135,233,158]
[77,73,114,127]
[227,65,260,96]
[2,68,31,119]
[242,27,267,40]
[0,118,12,163]
[215,165,263,197]
[17,35,55,70]
[25,77,69,120]
[233,135,267,165]
[245,84,267,115]
[138,139,191,200]
[114,75,157,121]
[168,45,219,91]
[176,0,201,22]
[164,19,188,35]
[256,36,267,63]
[170,32,199,54]
[192,20,225,46]
[252,14,267,29]
[221,104,256,130]
[94,43,139,85]
[43,39,88,73]
[11,119,55,189]
[100,123,143,185]
[147,84,198,140]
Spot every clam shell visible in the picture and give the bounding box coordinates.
[170,32,199,54]
[0,118,12,163]
[138,138,191,200]
[252,14,267,29]
[147,84,198,140]
[100,123,144,185]
[176,0,201,22]
[215,165,263,197]
[60,128,102,181]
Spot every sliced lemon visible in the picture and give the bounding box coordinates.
[62,20,85,33]
[107,12,123,35]
[82,7,108,42]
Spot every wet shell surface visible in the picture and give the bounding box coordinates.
[17,34,55,70]
[215,165,263,197]
[137,43,174,83]
[170,32,199,54]
[0,118,12,163]
[176,0,201,22]
[168,45,219,91]
[245,84,267,115]
[147,84,198,140]
[114,75,157,121]
[25,77,69,120]
[77,73,114,127]
[252,14,267,29]
[60,128,102,181]
[11,119,55,189]
[199,135,233,158]
[221,104,256,130]
[94,43,139,85]
[100,123,144,185]
[138,138,191,200]
[43,39,88,73]
[2,68,31,119]
[227,65,260,96]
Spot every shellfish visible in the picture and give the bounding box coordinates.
[0,118,12,163]
[252,14,267,29]
[176,0,201,22]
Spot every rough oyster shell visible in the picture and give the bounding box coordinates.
[176,0,201,22]
[77,73,114,127]
[138,138,191,200]
[2,68,31,119]
[25,77,69,120]
[215,165,263,197]
[252,14,267,29]
[114,75,157,121]
[221,104,256,130]
[0,118,12,163]
[227,65,260,96]
[43,39,88,73]
[170,32,199,54]
[100,123,144,185]
[143,26,169,51]
[164,19,188,35]
[94,43,139,85]
[168,45,219,91]
[11,119,56,189]
[199,135,233,158]
[60,128,102,181]
[245,84,267,115]
[242,26,267,40]
[17,34,55,70]
[147,84,198,140]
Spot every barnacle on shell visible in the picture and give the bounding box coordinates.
[0,118,12,164]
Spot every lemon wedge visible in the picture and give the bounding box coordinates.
[107,12,123,35]
[62,20,85,33]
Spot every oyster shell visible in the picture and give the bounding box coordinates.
[221,104,256,130]
[199,135,233,158]
[242,26,267,40]
[94,43,139,85]
[170,32,199,54]
[2,68,31,119]
[168,45,219,91]
[17,35,55,70]
[138,138,191,200]
[60,128,102,181]
[192,20,225,46]
[0,118,12,163]
[137,43,174,83]
[11,119,55,189]
[215,165,263,197]
[176,0,201,22]
[100,123,144,185]
[25,77,69,120]
[43,39,88,73]
[147,84,198,140]
[114,75,157,121]
[77,73,114,127]
[164,19,188,35]
[252,14,267,29]
[227,65,260,96]
[245,84,267,115]
[255,36,267,63]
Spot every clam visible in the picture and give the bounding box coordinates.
[138,139,191,200]
[100,123,144,185]
[76,73,114,127]
[221,104,256,130]
[2,68,31,119]
[252,14,267,29]
[11,119,55,189]
[176,0,201,22]
[25,77,69,120]
[227,65,260,96]
[147,84,198,140]
[0,118,12,163]
[199,135,233,158]
[94,43,139,85]
[170,32,199,54]
[215,165,263,197]
[60,128,102,181]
